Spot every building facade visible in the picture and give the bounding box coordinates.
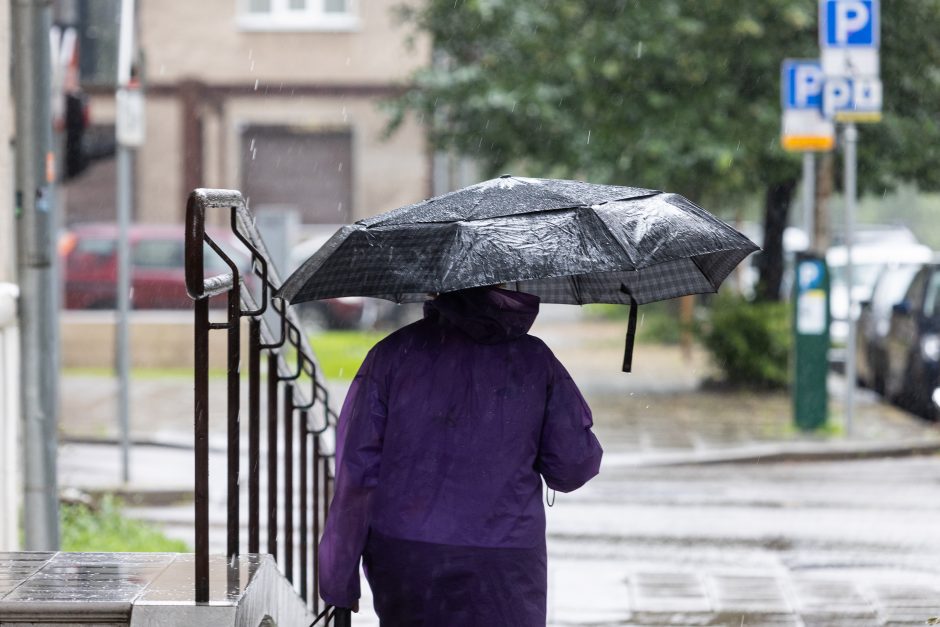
[73,0,431,228]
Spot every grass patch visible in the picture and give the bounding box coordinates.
[61,495,188,552]
[309,330,387,381]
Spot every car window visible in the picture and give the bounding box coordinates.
[830,263,883,291]
[133,240,185,269]
[872,266,920,316]
[75,237,115,257]
[924,270,940,318]
[903,269,928,309]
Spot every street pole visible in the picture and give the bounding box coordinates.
[12,0,60,549]
[115,0,137,484]
[843,123,858,437]
[802,152,816,250]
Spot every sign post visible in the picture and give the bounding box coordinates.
[819,0,881,436]
[781,59,834,430]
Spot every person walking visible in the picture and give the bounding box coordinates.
[319,285,603,626]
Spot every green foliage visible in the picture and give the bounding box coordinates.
[698,295,791,388]
[61,496,188,552]
[391,0,940,200]
[308,330,387,381]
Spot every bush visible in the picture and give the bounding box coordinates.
[61,495,189,552]
[698,294,791,389]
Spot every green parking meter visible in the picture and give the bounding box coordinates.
[793,252,830,431]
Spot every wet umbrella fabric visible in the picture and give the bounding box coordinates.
[280,175,757,306]
[279,175,758,370]
[318,287,602,624]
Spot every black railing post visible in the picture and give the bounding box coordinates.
[299,411,309,600]
[267,351,279,560]
[284,384,295,583]
[226,282,241,560]
[247,318,261,554]
[313,433,321,614]
[194,296,210,603]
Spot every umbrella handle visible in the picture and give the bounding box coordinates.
[620,285,638,373]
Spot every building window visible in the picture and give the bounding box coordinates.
[237,0,358,32]
[241,126,354,224]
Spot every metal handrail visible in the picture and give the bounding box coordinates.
[185,189,349,623]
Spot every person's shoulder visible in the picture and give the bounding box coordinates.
[369,318,432,355]
[517,333,556,360]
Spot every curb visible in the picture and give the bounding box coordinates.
[605,438,940,467]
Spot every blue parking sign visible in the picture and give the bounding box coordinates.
[783,60,825,109]
[821,0,879,47]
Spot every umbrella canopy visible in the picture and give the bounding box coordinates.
[279,175,759,370]
[280,176,757,306]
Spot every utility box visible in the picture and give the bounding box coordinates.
[793,253,830,430]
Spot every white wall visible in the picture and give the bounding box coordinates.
[0,284,19,550]
[0,0,20,551]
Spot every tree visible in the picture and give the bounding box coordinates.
[389,0,940,301]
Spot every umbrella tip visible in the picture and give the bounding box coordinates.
[499,173,512,178]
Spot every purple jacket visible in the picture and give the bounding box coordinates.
[319,287,603,609]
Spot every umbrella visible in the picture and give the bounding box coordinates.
[279,175,759,371]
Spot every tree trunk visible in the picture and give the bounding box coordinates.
[756,180,797,302]
[813,152,834,255]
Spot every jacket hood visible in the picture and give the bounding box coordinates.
[424,286,539,343]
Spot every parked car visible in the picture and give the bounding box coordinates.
[827,241,933,347]
[855,263,920,393]
[884,261,940,421]
[61,223,249,310]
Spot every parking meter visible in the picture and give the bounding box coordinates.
[793,252,830,430]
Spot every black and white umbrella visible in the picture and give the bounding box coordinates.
[279,175,759,370]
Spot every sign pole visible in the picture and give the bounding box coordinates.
[802,152,816,249]
[13,0,61,550]
[843,122,858,436]
[116,0,138,483]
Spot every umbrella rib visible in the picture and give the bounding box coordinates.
[585,209,638,269]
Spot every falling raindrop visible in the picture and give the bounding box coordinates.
[338,162,344,172]
[586,130,591,145]
[254,79,259,91]
[337,202,344,213]
[636,41,644,59]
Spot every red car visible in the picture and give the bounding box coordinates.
[60,223,249,310]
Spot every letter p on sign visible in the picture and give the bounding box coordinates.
[836,1,868,43]
[824,0,877,47]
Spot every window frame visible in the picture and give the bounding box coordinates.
[237,0,360,32]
